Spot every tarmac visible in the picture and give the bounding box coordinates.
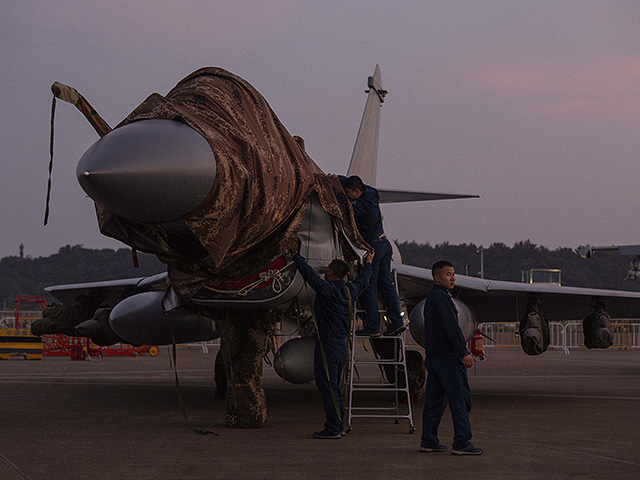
[1,345,639,480]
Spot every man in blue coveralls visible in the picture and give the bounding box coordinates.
[420,260,482,455]
[340,175,405,337]
[292,249,373,439]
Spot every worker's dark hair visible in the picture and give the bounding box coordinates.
[431,260,454,277]
[329,259,348,279]
[343,175,365,192]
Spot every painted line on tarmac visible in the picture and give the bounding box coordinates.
[0,369,213,383]
[0,368,211,378]
[474,391,640,401]
[0,376,214,384]
[476,431,640,467]
[0,452,29,480]
[0,380,217,392]
[472,374,640,378]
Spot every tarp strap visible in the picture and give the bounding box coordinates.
[343,284,361,379]
[170,319,218,436]
[221,311,238,409]
[273,336,286,383]
[237,261,294,296]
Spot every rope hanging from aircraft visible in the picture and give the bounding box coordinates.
[45,82,112,226]
[237,262,293,296]
[44,95,56,226]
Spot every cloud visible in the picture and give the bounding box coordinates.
[449,57,640,120]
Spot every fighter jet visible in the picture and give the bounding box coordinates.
[40,66,640,426]
[339,67,640,355]
[577,244,640,281]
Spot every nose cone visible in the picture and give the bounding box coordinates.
[77,119,216,223]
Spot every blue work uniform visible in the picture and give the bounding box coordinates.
[339,176,402,333]
[292,254,372,434]
[421,284,473,450]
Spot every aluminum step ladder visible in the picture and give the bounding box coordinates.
[344,305,415,434]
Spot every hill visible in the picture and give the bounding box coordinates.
[1,245,166,308]
[397,240,640,292]
[3,240,639,309]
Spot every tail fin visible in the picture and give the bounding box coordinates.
[347,65,387,186]
[347,66,478,204]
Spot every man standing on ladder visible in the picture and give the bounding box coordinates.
[420,261,483,455]
[341,175,406,337]
[292,247,373,439]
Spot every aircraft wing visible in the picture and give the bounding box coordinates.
[378,189,478,204]
[393,262,640,323]
[45,272,167,306]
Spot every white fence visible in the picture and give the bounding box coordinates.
[7,308,638,355]
[1,309,45,329]
[479,320,640,354]
[0,310,14,328]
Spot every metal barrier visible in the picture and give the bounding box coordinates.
[564,322,640,351]
[549,322,567,353]
[187,340,221,353]
[617,323,640,347]
[563,323,583,350]
[478,322,520,348]
[479,320,640,354]
[479,321,566,351]
[0,311,14,328]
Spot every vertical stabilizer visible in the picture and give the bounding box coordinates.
[347,65,387,187]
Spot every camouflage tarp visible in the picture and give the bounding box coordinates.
[94,67,367,299]
[219,309,277,428]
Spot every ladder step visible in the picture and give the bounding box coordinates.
[353,383,407,390]
[347,270,414,432]
[350,382,408,388]
[350,410,409,414]
[350,412,413,417]
[352,360,404,365]
[354,308,389,314]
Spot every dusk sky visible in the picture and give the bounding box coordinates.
[2,1,640,260]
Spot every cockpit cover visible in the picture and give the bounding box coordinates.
[94,67,368,297]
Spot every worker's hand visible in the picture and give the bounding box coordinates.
[462,354,474,369]
[364,250,374,264]
[288,236,300,253]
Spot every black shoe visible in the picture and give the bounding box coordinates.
[383,324,407,336]
[355,328,381,337]
[313,429,341,439]
[451,443,483,455]
[419,443,448,453]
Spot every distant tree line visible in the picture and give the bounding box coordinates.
[0,245,165,309]
[397,239,640,292]
[2,240,639,309]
